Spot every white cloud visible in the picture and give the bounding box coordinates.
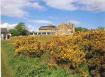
[1,0,104,18]
[1,0,44,17]
[43,0,77,11]
[27,19,53,31]
[43,0,105,12]
[0,23,17,30]
[77,0,105,12]
[29,19,52,24]
[31,2,44,9]
[0,23,36,32]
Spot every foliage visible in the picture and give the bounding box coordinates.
[5,29,105,77]
[75,27,88,32]
[11,36,45,57]
[46,35,88,77]
[1,40,81,77]
[97,27,105,31]
[46,36,86,65]
[9,29,20,36]
[46,30,105,77]
[9,22,29,36]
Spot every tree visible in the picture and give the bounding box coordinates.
[15,22,29,35]
[9,22,29,36]
[75,27,88,32]
[9,29,20,36]
[97,27,105,30]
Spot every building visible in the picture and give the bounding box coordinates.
[32,23,75,36]
[56,23,75,35]
[33,24,57,35]
[1,28,11,40]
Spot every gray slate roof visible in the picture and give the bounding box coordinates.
[1,28,8,34]
[39,25,57,30]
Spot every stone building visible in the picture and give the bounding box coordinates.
[32,23,75,36]
[1,28,11,40]
[56,23,75,35]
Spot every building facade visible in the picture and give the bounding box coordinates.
[1,28,11,40]
[56,23,75,35]
[33,25,57,35]
[32,23,75,36]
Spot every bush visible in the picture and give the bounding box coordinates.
[46,30,105,77]
[10,30,105,77]
[11,36,45,57]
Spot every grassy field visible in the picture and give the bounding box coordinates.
[1,38,84,77]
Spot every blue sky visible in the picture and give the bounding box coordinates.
[1,0,105,31]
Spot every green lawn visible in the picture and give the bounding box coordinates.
[1,40,84,77]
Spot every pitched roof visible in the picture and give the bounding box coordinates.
[39,25,57,30]
[1,28,8,33]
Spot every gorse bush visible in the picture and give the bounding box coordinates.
[10,30,105,77]
[11,36,45,57]
[46,30,105,77]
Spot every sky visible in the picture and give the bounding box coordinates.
[1,0,105,31]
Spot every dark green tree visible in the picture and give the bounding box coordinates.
[9,22,29,36]
[9,29,20,36]
[75,27,89,32]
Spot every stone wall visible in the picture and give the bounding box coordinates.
[55,23,75,35]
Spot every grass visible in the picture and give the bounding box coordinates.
[1,39,85,77]
[1,46,13,77]
[1,40,14,77]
